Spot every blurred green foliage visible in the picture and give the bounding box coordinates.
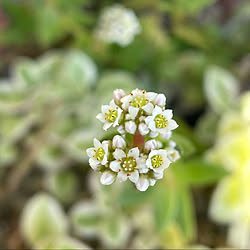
[0,0,249,249]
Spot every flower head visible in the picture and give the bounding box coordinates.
[95,4,141,47]
[96,99,123,131]
[86,138,109,170]
[145,106,178,137]
[86,88,180,191]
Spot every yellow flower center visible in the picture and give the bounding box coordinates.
[151,154,163,168]
[154,114,168,128]
[105,109,118,123]
[121,156,137,172]
[94,147,105,161]
[131,96,149,108]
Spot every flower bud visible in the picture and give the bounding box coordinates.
[112,135,126,148]
[100,171,116,185]
[167,148,180,162]
[155,93,166,106]
[125,121,137,134]
[113,89,126,105]
[117,125,125,134]
[144,139,157,152]
[138,123,149,136]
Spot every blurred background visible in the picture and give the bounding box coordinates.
[0,0,249,249]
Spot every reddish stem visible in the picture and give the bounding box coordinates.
[133,130,145,151]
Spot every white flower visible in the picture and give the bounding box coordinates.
[86,138,109,169]
[154,93,166,107]
[96,99,123,131]
[138,123,149,136]
[145,106,178,137]
[146,149,171,174]
[125,121,137,134]
[110,147,146,183]
[100,171,116,185]
[136,176,149,191]
[167,148,180,162]
[121,89,157,119]
[144,139,158,152]
[95,4,141,46]
[112,135,126,149]
[113,89,126,105]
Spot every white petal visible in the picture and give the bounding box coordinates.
[162,109,173,119]
[117,171,128,182]
[144,139,157,152]
[112,135,126,148]
[110,160,121,172]
[142,102,154,114]
[121,95,132,110]
[148,120,157,131]
[103,122,113,131]
[100,171,116,185]
[127,106,139,119]
[168,119,178,130]
[153,172,163,179]
[136,157,148,173]
[152,165,165,174]
[145,92,157,101]
[155,93,166,106]
[128,147,140,158]
[161,131,172,139]
[101,154,108,165]
[96,113,105,123]
[136,176,149,191]
[86,148,95,157]
[109,99,116,108]
[117,125,125,134]
[149,131,159,138]
[93,138,101,148]
[138,123,149,136]
[149,178,156,186]
[89,158,100,168]
[145,116,152,126]
[129,171,139,183]
[101,105,110,114]
[113,149,126,160]
[125,121,137,134]
[152,106,163,117]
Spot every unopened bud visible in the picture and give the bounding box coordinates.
[113,89,126,105]
[112,135,126,148]
[155,94,166,106]
[144,139,157,152]
[138,123,149,136]
[125,121,137,134]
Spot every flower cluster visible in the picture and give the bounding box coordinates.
[95,4,141,47]
[86,89,180,191]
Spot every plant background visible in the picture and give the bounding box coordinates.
[0,0,249,249]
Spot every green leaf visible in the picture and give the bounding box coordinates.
[204,66,239,113]
[96,71,136,104]
[69,201,101,238]
[173,158,229,186]
[177,187,196,240]
[36,6,63,47]
[117,182,152,207]
[20,193,68,246]
[153,185,178,232]
[171,132,196,157]
[160,0,216,15]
